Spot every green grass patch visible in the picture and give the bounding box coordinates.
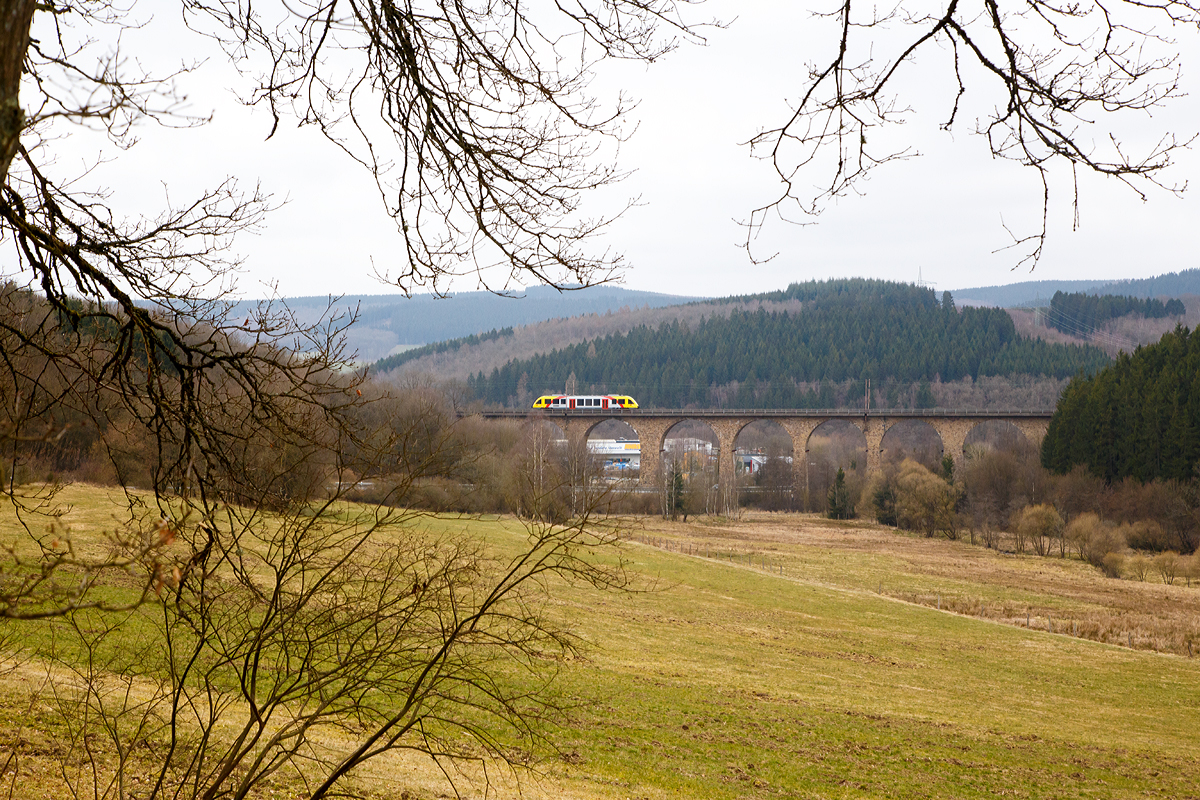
[2,488,1199,799]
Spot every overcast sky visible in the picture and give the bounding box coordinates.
[25,1,1200,301]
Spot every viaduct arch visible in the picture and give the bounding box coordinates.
[483,409,1051,495]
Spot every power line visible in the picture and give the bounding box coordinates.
[1037,304,1135,353]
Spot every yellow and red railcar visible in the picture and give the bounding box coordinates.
[532,394,639,410]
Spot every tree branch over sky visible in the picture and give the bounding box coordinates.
[188,0,705,294]
[3,1,1199,305]
[745,1,1200,268]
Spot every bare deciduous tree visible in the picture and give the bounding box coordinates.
[0,368,637,798]
[1154,551,1181,584]
[1,1,705,306]
[34,453,631,799]
[0,0,703,615]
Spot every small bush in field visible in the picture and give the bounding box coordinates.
[1016,504,1064,557]
[894,459,959,538]
[1083,523,1128,569]
[1125,553,1152,581]
[979,523,1001,550]
[1101,551,1127,579]
[1154,552,1181,585]
[1182,553,1200,588]
[1065,513,1103,560]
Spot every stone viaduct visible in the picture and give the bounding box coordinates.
[477,408,1052,492]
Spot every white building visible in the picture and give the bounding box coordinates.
[588,438,640,471]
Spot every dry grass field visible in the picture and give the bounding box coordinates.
[633,512,1200,657]
[2,488,1199,799]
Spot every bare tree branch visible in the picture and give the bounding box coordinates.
[744,1,1199,267]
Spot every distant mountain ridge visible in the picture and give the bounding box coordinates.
[952,269,1200,308]
[230,285,703,361]
[244,271,1196,365]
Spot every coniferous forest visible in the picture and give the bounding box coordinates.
[1042,325,1200,482]
[464,280,1111,408]
[1047,290,1185,337]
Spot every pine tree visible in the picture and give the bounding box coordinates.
[667,461,685,520]
[827,467,852,520]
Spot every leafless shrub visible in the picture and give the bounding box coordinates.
[1065,513,1103,560]
[1154,552,1181,585]
[961,440,1053,539]
[1102,551,1128,579]
[1101,479,1199,553]
[894,460,959,539]
[1053,466,1107,525]
[1126,520,1171,552]
[1084,523,1128,571]
[1126,553,1152,582]
[1182,553,1200,588]
[979,522,1001,551]
[1017,504,1065,558]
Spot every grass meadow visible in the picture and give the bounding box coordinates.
[2,486,1199,799]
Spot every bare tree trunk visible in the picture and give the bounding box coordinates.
[0,0,34,182]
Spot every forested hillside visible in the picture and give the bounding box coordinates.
[1046,291,1185,337]
[1043,325,1200,482]
[464,280,1110,409]
[373,296,809,381]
